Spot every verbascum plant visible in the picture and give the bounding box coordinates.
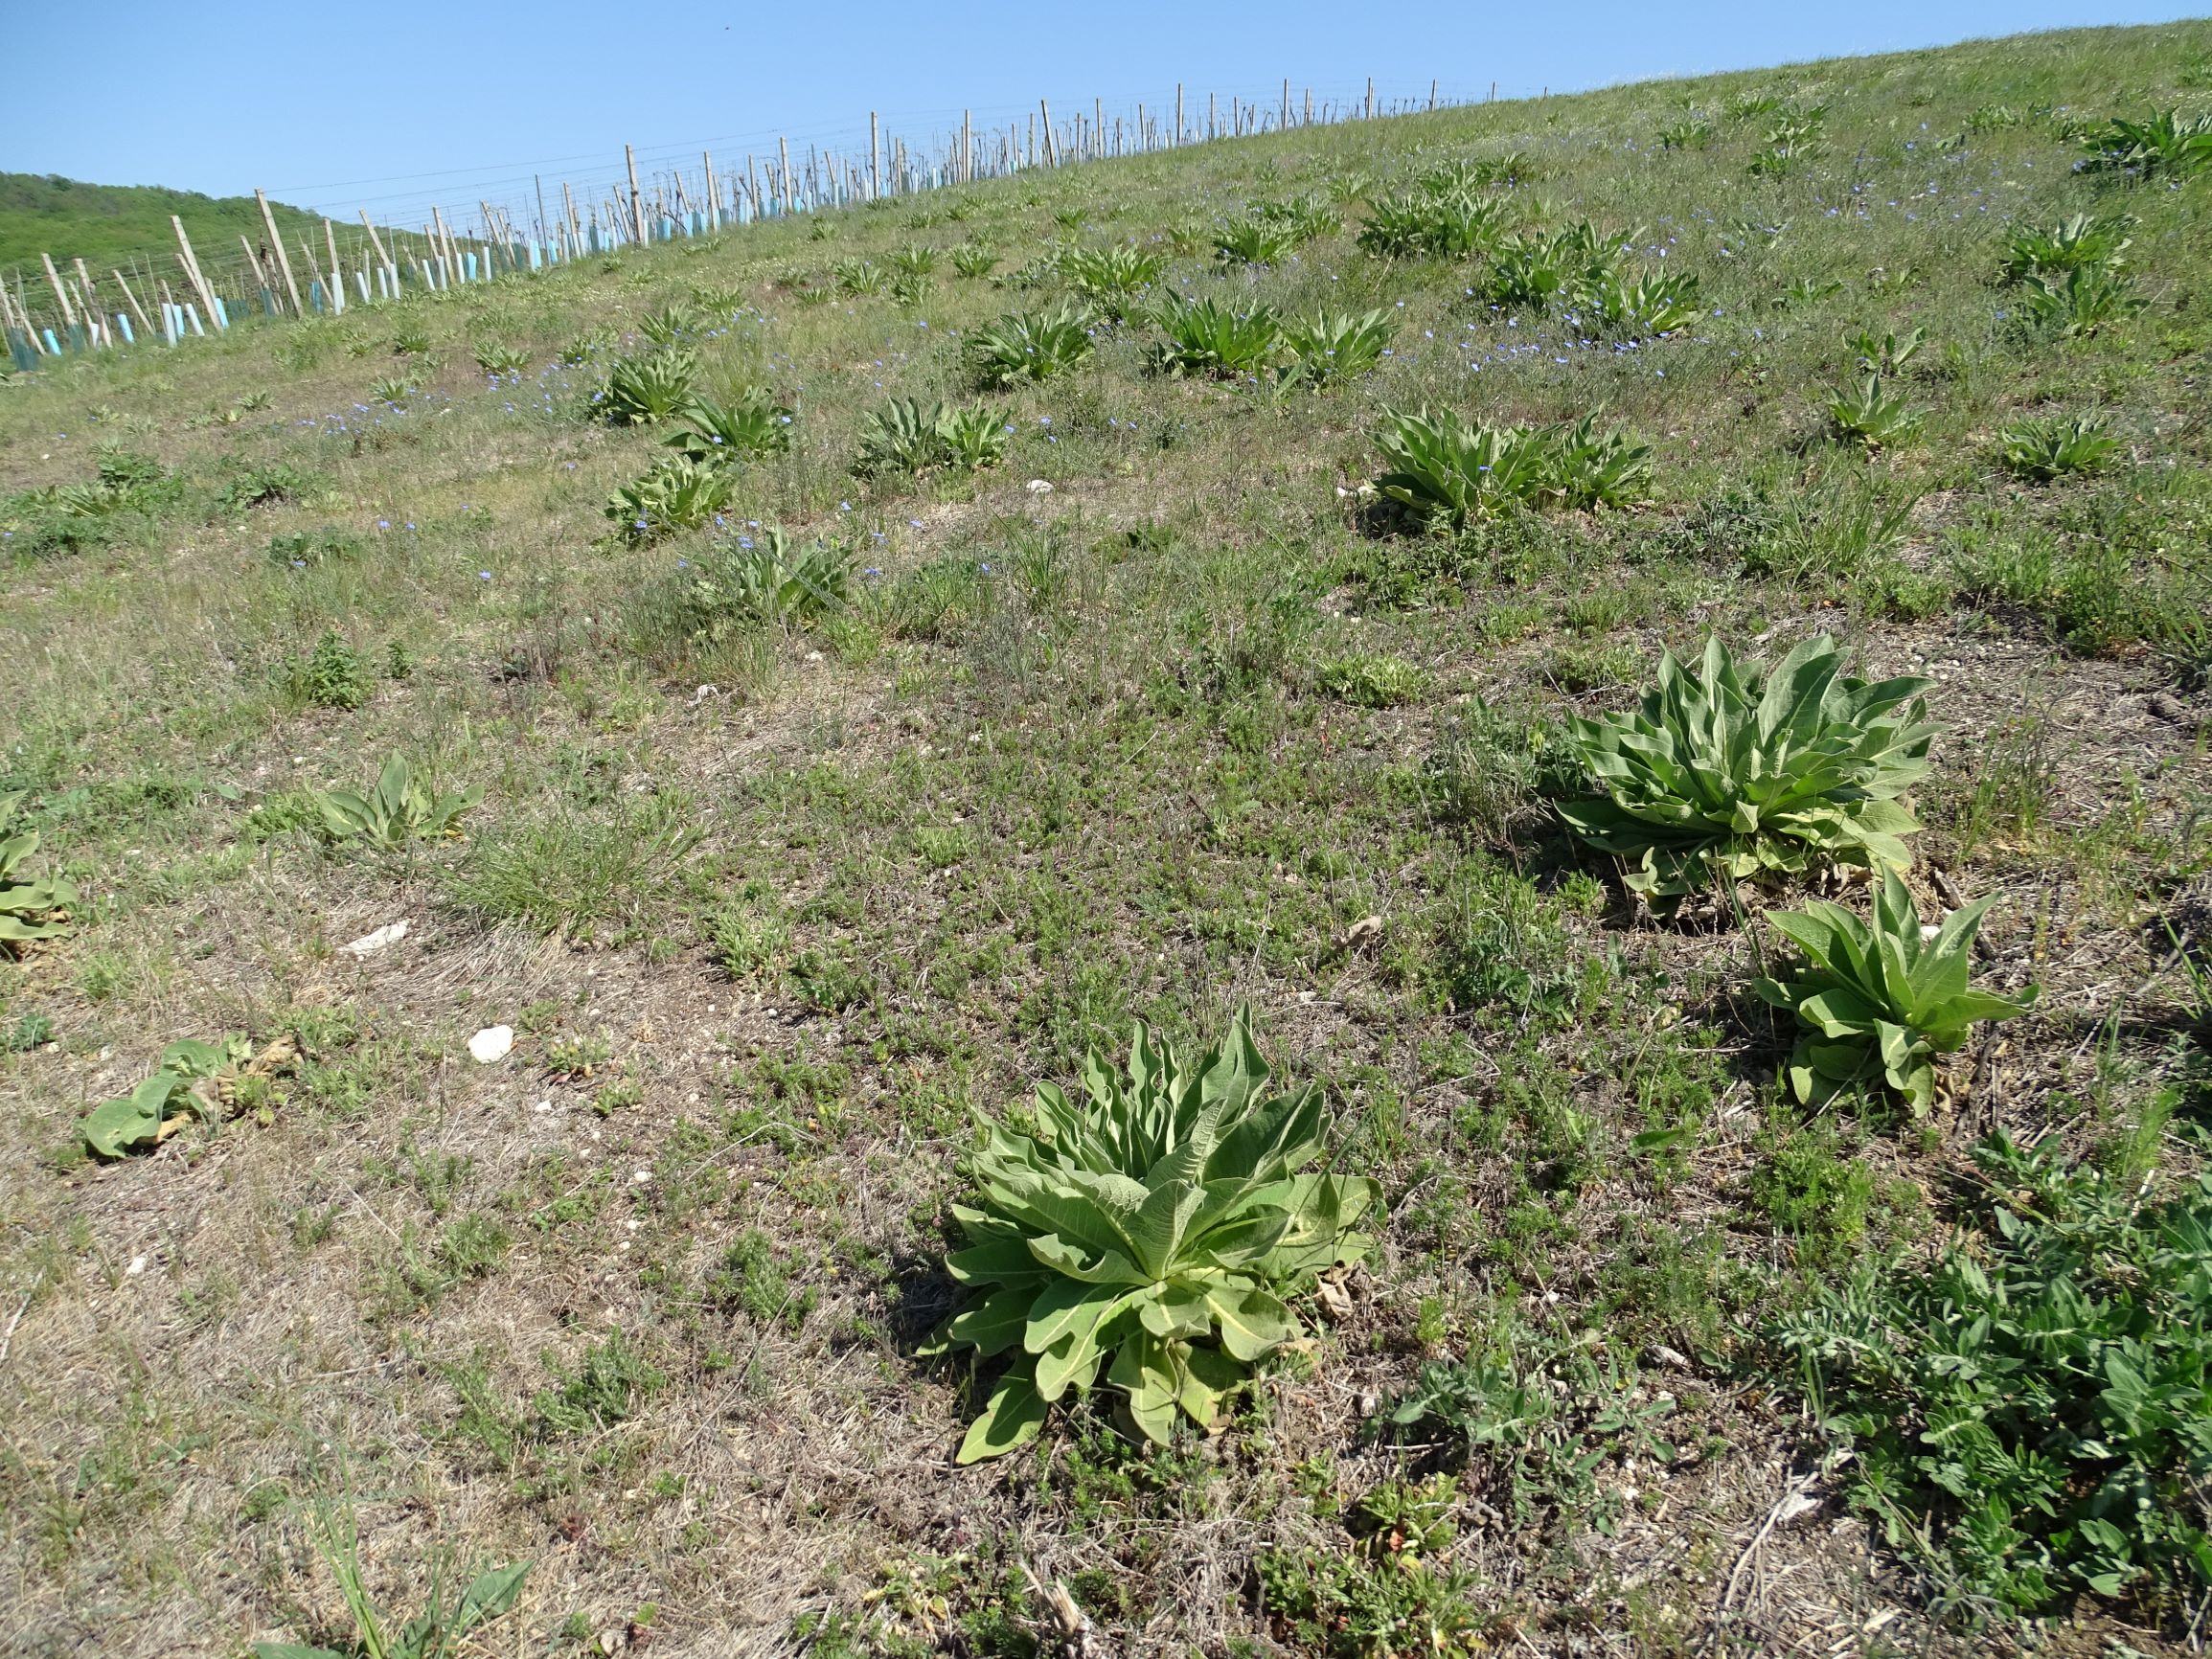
[1756,872,2034,1113]
[314,755,482,852]
[600,350,696,426]
[967,304,1097,387]
[1560,635,1936,908]
[926,1009,1377,1461]
[0,792,75,943]
[661,391,795,462]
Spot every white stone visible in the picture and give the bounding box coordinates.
[467,1025,514,1064]
[338,920,409,957]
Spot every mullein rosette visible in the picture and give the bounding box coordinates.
[928,1010,1378,1463]
[1560,634,1938,910]
[0,791,76,943]
[1755,870,2035,1114]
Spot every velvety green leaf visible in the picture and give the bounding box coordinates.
[1025,1233,1148,1284]
[1125,1178,1206,1279]
[946,1235,1049,1286]
[1752,975,1798,1010]
[1207,1284,1296,1361]
[1140,1282,1215,1340]
[1256,1174,1381,1280]
[158,1038,235,1079]
[1023,1277,1129,1358]
[957,1370,1048,1464]
[1876,1020,1915,1075]
[943,1286,1036,1356]
[1001,1179,1134,1261]
[1767,905,1844,966]
[1183,1206,1293,1270]
[1179,1344,1247,1426]
[1033,1329,1105,1402]
[1797,987,1881,1035]
[80,1073,188,1159]
[455,1562,531,1628]
[1202,1087,1322,1185]
[1941,989,2036,1026]
[1787,1057,1820,1103]
[1108,1332,1179,1444]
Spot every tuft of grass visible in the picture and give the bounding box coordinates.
[1315,652,1430,707]
[446,794,702,939]
[296,629,368,711]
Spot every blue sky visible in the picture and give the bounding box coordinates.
[3,0,2202,234]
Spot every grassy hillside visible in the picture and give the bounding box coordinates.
[0,171,332,284]
[5,20,2212,1659]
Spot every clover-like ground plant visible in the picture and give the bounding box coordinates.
[1560,634,1937,908]
[926,1009,1378,1462]
[1756,870,2033,1113]
[1771,1131,2210,1611]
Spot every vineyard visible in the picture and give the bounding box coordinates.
[4,19,2212,1659]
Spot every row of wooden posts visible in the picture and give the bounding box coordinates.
[4,74,1491,369]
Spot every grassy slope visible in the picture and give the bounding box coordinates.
[0,172,335,288]
[2,20,2211,1658]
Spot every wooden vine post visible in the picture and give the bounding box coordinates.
[171,216,217,319]
[325,219,345,304]
[38,254,79,345]
[109,267,152,333]
[255,189,304,313]
[238,236,274,307]
[357,210,394,284]
[73,257,104,340]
